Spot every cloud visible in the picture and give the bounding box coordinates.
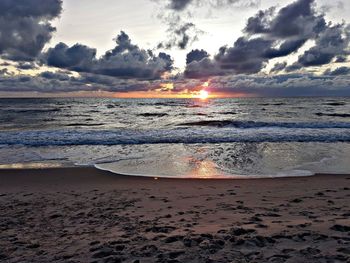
[0,70,153,94]
[43,31,174,80]
[39,71,72,81]
[215,37,274,74]
[335,56,347,63]
[270,62,287,73]
[324,67,350,76]
[0,0,62,17]
[185,36,275,78]
[157,14,204,50]
[184,0,350,78]
[153,0,259,50]
[168,0,192,11]
[17,62,38,70]
[185,57,223,79]
[245,0,325,39]
[0,68,9,76]
[45,42,97,71]
[0,0,62,61]
[207,73,350,96]
[162,0,260,11]
[1,69,350,97]
[186,49,209,64]
[320,1,344,13]
[291,24,350,68]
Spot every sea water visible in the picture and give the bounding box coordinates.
[1,97,350,178]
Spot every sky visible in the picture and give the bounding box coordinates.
[0,0,350,98]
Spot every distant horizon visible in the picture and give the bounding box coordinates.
[2,95,350,99]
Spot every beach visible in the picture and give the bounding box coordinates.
[0,168,349,262]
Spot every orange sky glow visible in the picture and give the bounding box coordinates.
[112,81,251,99]
[113,90,251,99]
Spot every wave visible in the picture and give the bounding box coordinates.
[325,102,346,106]
[1,108,61,114]
[218,112,237,115]
[137,113,169,117]
[315,113,350,118]
[2,126,350,146]
[65,123,105,127]
[94,164,315,179]
[178,120,350,129]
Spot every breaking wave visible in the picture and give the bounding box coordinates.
[178,120,350,128]
[2,124,350,146]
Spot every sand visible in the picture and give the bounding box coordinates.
[0,167,349,263]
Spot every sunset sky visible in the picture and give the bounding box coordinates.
[1,0,350,97]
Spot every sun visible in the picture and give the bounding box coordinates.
[199,90,209,100]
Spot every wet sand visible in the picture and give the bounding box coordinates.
[0,167,349,262]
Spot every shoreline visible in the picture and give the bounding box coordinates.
[0,166,349,188]
[0,164,344,180]
[1,167,349,262]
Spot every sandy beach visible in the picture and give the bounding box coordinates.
[0,168,349,263]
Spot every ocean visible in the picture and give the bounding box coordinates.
[1,97,350,178]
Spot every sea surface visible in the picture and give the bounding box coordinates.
[1,97,350,178]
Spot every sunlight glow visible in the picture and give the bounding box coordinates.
[187,158,222,179]
[199,90,209,100]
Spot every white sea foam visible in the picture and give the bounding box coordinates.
[94,163,315,179]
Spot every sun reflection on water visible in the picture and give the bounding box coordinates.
[186,158,224,179]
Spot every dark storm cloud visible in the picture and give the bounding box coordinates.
[185,0,350,78]
[17,62,38,70]
[215,37,274,74]
[324,67,350,76]
[270,62,287,73]
[185,36,275,77]
[265,39,308,58]
[0,0,62,17]
[95,31,174,79]
[43,31,174,80]
[245,0,326,38]
[45,42,97,71]
[39,71,72,81]
[103,31,138,59]
[292,24,350,68]
[168,0,192,11]
[184,57,223,79]
[0,0,62,61]
[0,71,153,94]
[186,49,209,64]
[0,73,81,93]
[335,56,347,63]
[285,64,303,72]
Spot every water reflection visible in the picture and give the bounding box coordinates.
[3,142,350,178]
[186,158,224,178]
[0,162,66,169]
[94,142,350,178]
